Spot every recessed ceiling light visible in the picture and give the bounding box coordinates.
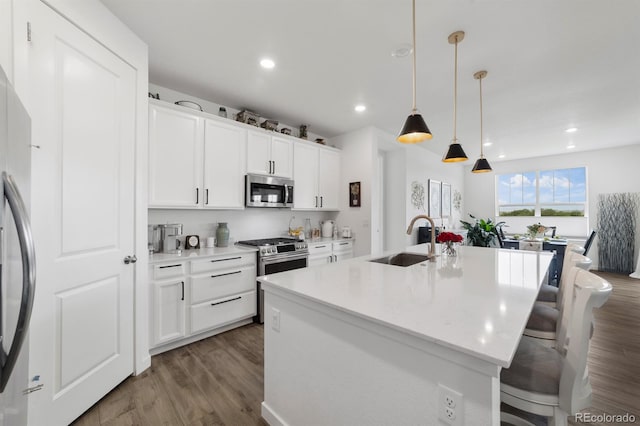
[565,127,578,133]
[498,154,506,159]
[260,58,275,69]
[483,142,492,147]
[391,43,413,58]
[567,144,576,149]
[354,104,366,113]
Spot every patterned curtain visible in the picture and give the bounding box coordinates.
[597,193,640,273]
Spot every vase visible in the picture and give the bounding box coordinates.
[216,222,229,247]
[443,241,457,256]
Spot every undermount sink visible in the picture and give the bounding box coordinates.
[369,252,432,267]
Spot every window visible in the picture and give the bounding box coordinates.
[497,167,586,217]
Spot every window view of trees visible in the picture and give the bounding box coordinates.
[497,167,586,217]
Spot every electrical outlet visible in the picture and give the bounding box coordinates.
[271,308,280,332]
[438,384,463,426]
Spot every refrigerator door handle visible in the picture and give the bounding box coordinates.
[0,172,36,393]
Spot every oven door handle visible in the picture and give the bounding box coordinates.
[260,252,309,265]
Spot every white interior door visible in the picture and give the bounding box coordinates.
[27,2,135,424]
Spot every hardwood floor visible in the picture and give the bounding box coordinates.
[73,271,639,426]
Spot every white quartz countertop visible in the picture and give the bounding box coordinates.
[149,245,257,264]
[259,244,554,367]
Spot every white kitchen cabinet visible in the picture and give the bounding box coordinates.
[307,242,333,267]
[203,119,246,208]
[293,143,340,210]
[149,103,203,207]
[332,240,354,262]
[307,239,353,266]
[151,277,186,346]
[150,261,187,347]
[149,100,247,209]
[150,251,256,354]
[247,130,293,178]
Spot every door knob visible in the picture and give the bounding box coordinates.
[123,255,137,264]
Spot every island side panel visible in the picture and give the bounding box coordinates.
[262,289,501,426]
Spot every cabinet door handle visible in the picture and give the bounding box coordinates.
[211,270,241,279]
[159,264,182,269]
[205,188,209,205]
[211,296,241,306]
[210,256,242,263]
[339,242,349,246]
[181,281,184,301]
[315,196,318,208]
[272,161,276,175]
[315,245,327,248]
[320,196,323,207]
[196,188,199,204]
[334,255,337,262]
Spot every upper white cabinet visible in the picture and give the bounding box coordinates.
[149,104,203,207]
[149,101,246,209]
[247,130,293,178]
[203,120,246,208]
[293,143,340,210]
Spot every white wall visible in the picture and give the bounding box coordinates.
[0,0,13,81]
[463,144,640,269]
[382,143,466,251]
[331,127,376,257]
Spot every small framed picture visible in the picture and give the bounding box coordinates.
[349,182,361,207]
[428,179,441,218]
[441,183,452,218]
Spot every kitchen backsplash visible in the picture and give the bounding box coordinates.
[149,209,338,247]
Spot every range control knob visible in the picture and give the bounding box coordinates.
[261,248,267,255]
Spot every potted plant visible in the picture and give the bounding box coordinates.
[460,214,505,247]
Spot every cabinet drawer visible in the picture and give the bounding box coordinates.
[308,243,332,256]
[190,266,256,304]
[190,253,255,274]
[332,240,353,253]
[190,290,256,334]
[153,262,186,280]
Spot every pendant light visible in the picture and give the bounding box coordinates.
[397,0,432,144]
[442,31,468,162]
[471,70,493,173]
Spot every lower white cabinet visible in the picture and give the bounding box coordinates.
[307,240,354,267]
[150,251,256,353]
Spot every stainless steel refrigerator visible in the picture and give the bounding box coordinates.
[0,65,36,425]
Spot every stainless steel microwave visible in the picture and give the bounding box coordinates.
[245,174,294,208]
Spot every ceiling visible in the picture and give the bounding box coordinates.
[100,0,640,162]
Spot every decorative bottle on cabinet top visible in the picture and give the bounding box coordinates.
[304,218,312,240]
[216,222,229,247]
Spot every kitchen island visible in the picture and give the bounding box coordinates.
[259,244,554,426]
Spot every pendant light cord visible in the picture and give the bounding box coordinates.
[453,36,458,141]
[479,75,484,158]
[411,0,417,112]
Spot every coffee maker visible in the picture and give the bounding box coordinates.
[151,223,183,254]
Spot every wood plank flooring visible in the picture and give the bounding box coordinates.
[73,271,639,426]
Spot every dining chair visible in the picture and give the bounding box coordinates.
[500,269,612,426]
[523,253,592,348]
[537,243,586,308]
[582,230,597,256]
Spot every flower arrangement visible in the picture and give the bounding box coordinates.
[437,232,463,256]
[526,223,546,239]
[437,232,464,244]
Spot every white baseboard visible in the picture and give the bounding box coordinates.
[261,402,288,426]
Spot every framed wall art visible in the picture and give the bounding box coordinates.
[428,179,441,217]
[441,182,452,218]
[349,181,361,207]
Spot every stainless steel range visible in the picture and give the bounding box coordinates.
[237,237,308,323]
